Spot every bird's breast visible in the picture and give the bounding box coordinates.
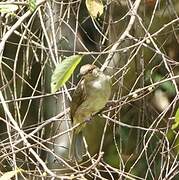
[91,79,103,89]
[83,75,111,111]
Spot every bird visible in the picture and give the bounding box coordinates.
[69,64,112,161]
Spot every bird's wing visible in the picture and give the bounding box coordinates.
[70,79,86,121]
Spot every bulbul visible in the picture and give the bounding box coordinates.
[70,64,111,161]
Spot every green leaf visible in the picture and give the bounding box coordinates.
[0,168,23,180]
[86,0,104,18]
[28,0,36,12]
[51,55,83,93]
[0,4,18,14]
[172,108,179,130]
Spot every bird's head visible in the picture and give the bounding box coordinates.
[79,64,100,80]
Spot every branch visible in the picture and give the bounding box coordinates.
[101,0,142,71]
[0,0,46,57]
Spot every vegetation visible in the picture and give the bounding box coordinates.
[1,0,179,179]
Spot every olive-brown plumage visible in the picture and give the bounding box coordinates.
[70,64,111,161]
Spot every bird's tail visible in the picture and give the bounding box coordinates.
[69,131,85,162]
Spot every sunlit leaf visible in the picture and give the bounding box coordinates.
[0,168,23,180]
[86,0,104,18]
[28,0,37,12]
[172,108,179,130]
[51,55,83,93]
[0,4,18,14]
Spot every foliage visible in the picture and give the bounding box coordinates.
[0,169,23,180]
[1,0,179,179]
[51,55,83,93]
[28,0,37,12]
[0,4,18,15]
[85,0,104,18]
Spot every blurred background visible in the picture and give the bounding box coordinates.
[1,0,179,179]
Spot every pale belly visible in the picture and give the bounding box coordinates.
[79,77,111,114]
[73,74,111,131]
